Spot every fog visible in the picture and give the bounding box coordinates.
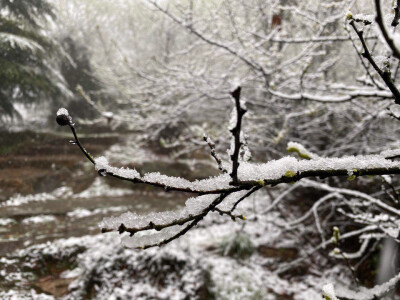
[2,0,400,299]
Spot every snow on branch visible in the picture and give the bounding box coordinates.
[269,89,393,103]
[57,83,400,249]
[269,35,377,44]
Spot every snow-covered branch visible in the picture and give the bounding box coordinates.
[57,83,400,249]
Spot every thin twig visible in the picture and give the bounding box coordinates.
[230,186,261,213]
[203,134,227,173]
[141,193,229,249]
[349,19,400,104]
[392,0,400,27]
[344,21,382,89]
[214,207,246,221]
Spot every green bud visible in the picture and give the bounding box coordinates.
[332,226,340,244]
[284,170,296,178]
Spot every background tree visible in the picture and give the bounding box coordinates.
[0,0,66,119]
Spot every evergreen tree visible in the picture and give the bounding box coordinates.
[0,0,61,117]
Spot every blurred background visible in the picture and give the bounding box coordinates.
[1,0,400,299]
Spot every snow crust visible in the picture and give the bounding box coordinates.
[94,154,400,193]
[100,194,217,231]
[238,155,400,182]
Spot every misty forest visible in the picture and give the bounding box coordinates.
[3,0,400,299]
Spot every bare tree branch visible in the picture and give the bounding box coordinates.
[349,19,400,104]
[229,86,246,185]
[375,0,400,60]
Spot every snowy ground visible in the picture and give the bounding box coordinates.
[1,184,356,300]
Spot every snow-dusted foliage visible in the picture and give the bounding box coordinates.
[47,0,400,298]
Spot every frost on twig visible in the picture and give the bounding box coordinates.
[203,134,227,173]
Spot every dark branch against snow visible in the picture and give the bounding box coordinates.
[374,0,400,60]
[392,0,400,27]
[349,18,400,104]
[229,86,246,185]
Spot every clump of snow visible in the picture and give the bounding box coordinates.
[142,171,232,192]
[322,283,338,300]
[94,156,141,179]
[381,174,392,184]
[102,111,113,119]
[56,107,69,116]
[353,13,374,24]
[22,215,56,225]
[380,149,400,158]
[185,194,216,214]
[1,186,73,207]
[67,208,93,218]
[287,141,318,159]
[0,218,16,226]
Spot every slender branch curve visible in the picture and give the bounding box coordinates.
[348,18,400,104]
